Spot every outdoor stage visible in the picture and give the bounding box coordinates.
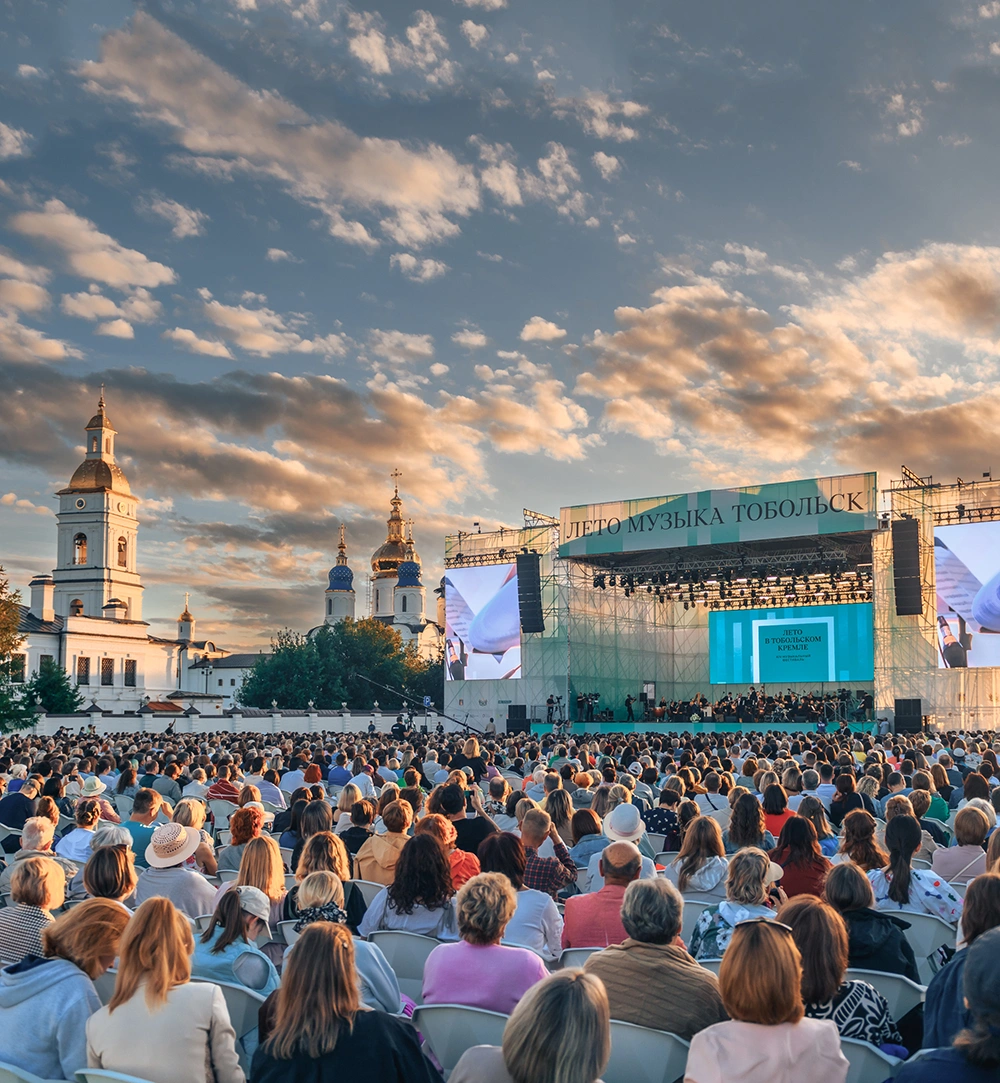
[529,720,878,737]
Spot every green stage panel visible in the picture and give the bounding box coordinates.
[529,720,877,736]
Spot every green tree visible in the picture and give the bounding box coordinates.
[237,629,324,709]
[0,567,32,734]
[23,657,84,714]
[236,618,442,711]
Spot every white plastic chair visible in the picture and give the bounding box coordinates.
[0,1061,54,1082]
[217,869,239,883]
[193,914,214,933]
[846,969,926,1020]
[604,1019,690,1083]
[92,968,117,1005]
[911,858,932,870]
[646,833,667,853]
[681,900,712,944]
[76,1072,157,1083]
[654,851,680,865]
[191,979,265,1075]
[279,847,295,868]
[111,794,133,818]
[949,880,968,898]
[217,830,232,847]
[367,929,440,1003]
[209,801,234,832]
[840,1036,903,1083]
[699,957,723,976]
[277,919,301,946]
[411,1004,508,1075]
[899,912,957,983]
[558,946,601,968]
[352,879,386,907]
[0,825,21,846]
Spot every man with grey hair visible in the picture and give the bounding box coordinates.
[583,876,727,1039]
[0,816,78,895]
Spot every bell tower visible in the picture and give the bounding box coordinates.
[52,392,143,621]
[325,525,356,624]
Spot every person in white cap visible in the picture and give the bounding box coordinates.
[582,803,659,892]
[133,822,217,919]
[191,885,279,996]
[688,847,786,960]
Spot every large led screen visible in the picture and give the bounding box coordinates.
[934,522,1000,668]
[444,563,521,680]
[709,603,874,685]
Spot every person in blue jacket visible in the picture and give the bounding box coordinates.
[923,874,1000,1049]
[897,925,1000,1082]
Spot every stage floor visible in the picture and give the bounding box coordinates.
[530,720,877,736]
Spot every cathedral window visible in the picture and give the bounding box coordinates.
[100,657,114,686]
[401,595,408,612]
[124,659,137,687]
[70,599,84,616]
[327,598,332,615]
[91,437,98,452]
[76,656,90,684]
[73,533,87,565]
[117,536,128,568]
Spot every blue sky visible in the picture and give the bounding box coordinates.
[2,0,1000,649]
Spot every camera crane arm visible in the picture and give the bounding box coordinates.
[348,673,484,735]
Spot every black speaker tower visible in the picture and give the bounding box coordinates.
[891,519,923,616]
[516,552,545,634]
[894,698,923,734]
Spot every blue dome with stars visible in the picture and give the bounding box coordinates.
[328,563,354,591]
[396,560,422,587]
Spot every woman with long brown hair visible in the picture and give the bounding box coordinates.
[356,833,457,939]
[836,810,887,872]
[251,923,439,1082]
[86,897,244,1083]
[722,792,776,854]
[664,816,728,896]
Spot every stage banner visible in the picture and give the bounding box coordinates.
[559,473,878,557]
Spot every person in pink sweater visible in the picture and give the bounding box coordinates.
[422,872,548,1014]
[685,918,848,1083]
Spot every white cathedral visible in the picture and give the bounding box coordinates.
[12,395,231,713]
[322,479,444,661]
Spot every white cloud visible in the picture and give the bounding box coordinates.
[0,122,32,160]
[147,197,208,238]
[17,65,45,79]
[616,232,637,246]
[0,249,50,284]
[11,199,175,288]
[266,248,300,262]
[460,20,489,47]
[0,279,49,313]
[201,297,349,357]
[0,492,51,516]
[553,91,650,142]
[346,10,455,85]
[429,362,449,376]
[389,252,449,281]
[96,318,135,338]
[164,327,234,358]
[521,142,587,219]
[80,13,479,249]
[452,328,488,348]
[452,0,506,8]
[839,160,863,172]
[61,286,163,325]
[520,316,567,342]
[367,328,435,364]
[982,1,1000,14]
[0,312,74,363]
[536,69,556,82]
[592,151,621,180]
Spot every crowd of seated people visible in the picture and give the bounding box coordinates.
[0,725,996,1080]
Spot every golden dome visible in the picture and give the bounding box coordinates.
[63,458,132,495]
[371,481,409,578]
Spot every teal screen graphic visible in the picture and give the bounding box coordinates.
[709,603,874,685]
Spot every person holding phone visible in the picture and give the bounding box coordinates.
[437,783,498,856]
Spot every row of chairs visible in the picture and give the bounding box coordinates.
[411,1001,913,1083]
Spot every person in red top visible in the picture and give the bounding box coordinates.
[561,840,641,949]
[520,808,577,899]
[762,783,796,838]
[205,764,241,804]
[414,813,481,889]
[771,816,832,898]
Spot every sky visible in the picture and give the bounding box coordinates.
[2,0,1000,651]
